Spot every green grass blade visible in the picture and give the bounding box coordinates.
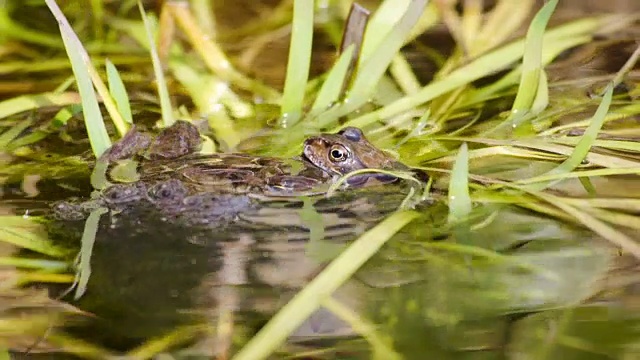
[0,257,69,271]
[321,297,401,360]
[310,45,354,114]
[448,143,472,223]
[138,1,174,127]
[390,54,421,95]
[0,8,63,48]
[280,0,314,126]
[511,0,557,112]
[539,194,640,260]
[0,216,66,257]
[0,119,33,150]
[105,59,133,124]
[90,0,105,39]
[357,0,410,64]
[341,16,611,129]
[74,207,108,299]
[530,69,549,115]
[347,0,427,101]
[487,0,558,135]
[523,84,613,191]
[233,210,419,360]
[464,35,589,106]
[311,0,427,128]
[0,92,80,119]
[44,0,111,157]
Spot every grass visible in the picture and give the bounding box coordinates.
[0,0,639,358]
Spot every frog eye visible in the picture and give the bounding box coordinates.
[338,127,363,142]
[329,145,349,162]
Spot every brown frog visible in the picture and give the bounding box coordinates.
[128,122,410,195]
[53,121,417,221]
[302,127,409,186]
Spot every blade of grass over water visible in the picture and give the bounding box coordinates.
[310,45,354,114]
[0,215,68,255]
[0,257,68,271]
[448,143,471,223]
[138,1,174,127]
[0,119,33,150]
[487,0,558,135]
[233,211,419,360]
[105,59,133,125]
[448,143,472,245]
[280,0,314,126]
[516,167,640,184]
[430,136,640,169]
[530,70,549,115]
[421,242,558,280]
[74,207,108,300]
[127,325,206,359]
[521,83,613,191]
[537,193,640,260]
[44,0,112,157]
[45,333,116,359]
[322,297,401,360]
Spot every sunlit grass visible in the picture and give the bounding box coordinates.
[486,0,558,135]
[138,2,174,128]
[280,0,314,125]
[44,0,113,157]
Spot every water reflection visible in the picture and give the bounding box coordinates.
[43,190,632,358]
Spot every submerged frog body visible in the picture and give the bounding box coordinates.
[53,121,417,222]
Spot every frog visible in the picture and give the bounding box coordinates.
[52,121,420,222]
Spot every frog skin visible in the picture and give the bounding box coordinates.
[53,122,418,222]
[302,127,408,186]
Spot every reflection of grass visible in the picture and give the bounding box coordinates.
[0,0,639,358]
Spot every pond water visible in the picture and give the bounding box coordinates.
[3,185,630,359]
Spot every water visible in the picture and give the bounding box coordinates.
[26,191,632,359]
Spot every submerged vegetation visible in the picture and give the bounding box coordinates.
[0,0,640,358]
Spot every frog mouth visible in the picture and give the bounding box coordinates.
[300,141,321,167]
